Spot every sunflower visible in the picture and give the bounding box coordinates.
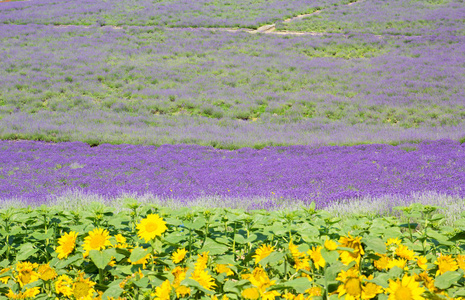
[136,214,167,242]
[336,268,363,300]
[339,234,364,266]
[324,239,339,251]
[55,274,73,297]
[306,286,323,297]
[385,274,425,300]
[211,295,229,300]
[83,228,112,257]
[395,245,415,260]
[23,287,41,298]
[374,254,390,271]
[387,258,407,270]
[457,254,465,271]
[171,248,187,264]
[56,231,78,259]
[242,287,260,299]
[37,263,57,281]
[15,261,39,287]
[175,285,191,298]
[195,251,210,271]
[416,256,428,271]
[151,280,172,300]
[113,234,128,249]
[307,246,326,270]
[215,264,234,276]
[190,269,216,291]
[414,271,436,292]
[362,282,383,299]
[253,244,275,264]
[72,273,96,300]
[385,238,402,246]
[434,254,458,276]
[0,267,10,284]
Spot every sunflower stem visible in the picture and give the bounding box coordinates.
[99,268,104,285]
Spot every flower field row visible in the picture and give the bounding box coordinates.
[1,139,464,206]
[278,0,465,36]
[0,0,352,28]
[0,202,464,299]
[0,23,464,147]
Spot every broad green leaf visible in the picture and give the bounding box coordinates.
[100,284,124,300]
[16,243,37,261]
[435,271,463,290]
[363,237,387,254]
[89,249,113,269]
[259,252,285,267]
[321,248,339,264]
[281,277,312,293]
[180,278,214,295]
[129,247,150,264]
[200,238,229,255]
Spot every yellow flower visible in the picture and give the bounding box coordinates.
[324,239,339,251]
[435,254,458,276]
[175,285,191,298]
[395,245,415,260]
[306,286,323,296]
[385,274,425,300]
[56,231,78,259]
[416,256,428,271]
[374,254,390,271]
[195,251,209,271]
[211,295,229,300]
[242,287,260,299]
[55,274,73,297]
[190,269,216,291]
[415,271,436,292]
[387,258,407,270]
[215,264,234,276]
[307,246,326,270]
[339,234,364,265]
[23,286,40,298]
[171,248,187,264]
[243,267,280,299]
[5,287,39,299]
[0,267,11,284]
[253,244,275,264]
[72,273,96,300]
[151,280,172,300]
[113,234,128,248]
[289,241,311,271]
[362,282,383,299]
[15,261,39,287]
[83,228,112,257]
[136,214,167,242]
[457,254,465,272]
[336,268,362,300]
[385,238,402,246]
[37,263,57,281]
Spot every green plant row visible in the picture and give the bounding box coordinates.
[0,202,464,299]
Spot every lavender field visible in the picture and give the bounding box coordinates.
[1,0,464,210]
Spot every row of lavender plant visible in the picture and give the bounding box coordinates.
[0,0,353,28]
[1,139,463,207]
[278,0,465,36]
[0,25,464,146]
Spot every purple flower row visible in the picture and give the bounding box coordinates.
[1,140,464,207]
[280,0,465,36]
[0,0,351,28]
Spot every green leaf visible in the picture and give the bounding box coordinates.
[281,277,312,293]
[129,247,150,264]
[89,249,113,269]
[200,238,229,255]
[324,261,345,282]
[259,252,285,267]
[320,248,339,264]
[363,237,387,254]
[233,234,247,244]
[434,271,463,290]
[16,243,38,261]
